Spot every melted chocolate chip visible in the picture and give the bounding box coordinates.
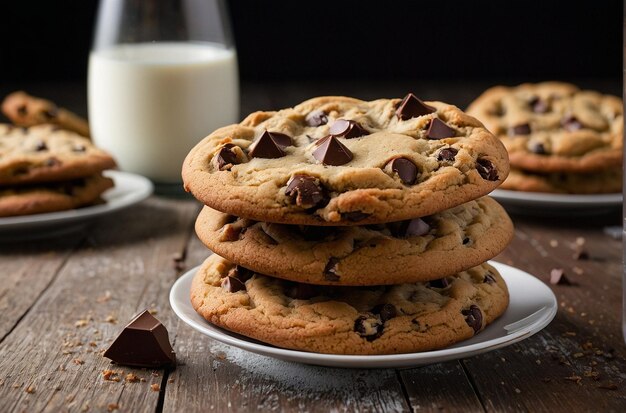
[221,276,246,293]
[249,131,292,158]
[305,110,328,126]
[323,257,340,281]
[329,119,369,139]
[312,136,353,165]
[34,141,48,151]
[389,157,418,185]
[561,115,583,132]
[231,265,254,283]
[462,237,470,245]
[530,97,549,113]
[462,305,482,333]
[483,273,496,284]
[395,93,435,120]
[373,303,398,322]
[428,278,449,288]
[509,123,531,136]
[530,142,547,154]
[354,315,383,341]
[476,158,498,181]
[342,211,370,222]
[426,118,456,139]
[216,144,240,170]
[437,147,458,162]
[285,174,329,209]
[389,218,430,238]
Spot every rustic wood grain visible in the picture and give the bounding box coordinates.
[0,198,198,413]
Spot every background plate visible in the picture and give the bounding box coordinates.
[490,189,622,216]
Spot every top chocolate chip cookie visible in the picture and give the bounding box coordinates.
[466,82,622,172]
[183,95,509,225]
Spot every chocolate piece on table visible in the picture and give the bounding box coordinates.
[389,157,418,185]
[550,268,575,285]
[476,158,498,181]
[305,110,328,126]
[395,93,436,120]
[461,305,482,333]
[249,130,292,158]
[103,310,176,368]
[509,123,531,136]
[329,119,369,139]
[437,147,458,161]
[312,136,353,166]
[285,174,328,209]
[426,118,456,140]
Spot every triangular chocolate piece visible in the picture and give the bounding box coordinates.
[329,119,369,139]
[426,118,456,139]
[389,157,418,185]
[396,93,436,120]
[249,131,291,158]
[103,310,175,368]
[312,136,353,166]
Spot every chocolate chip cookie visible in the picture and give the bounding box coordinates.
[190,254,509,355]
[2,91,91,137]
[0,124,116,185]
[183,95,509,225]
[0,173,114,217]
[500,167,622,194]
[195,197,513,285]
[466,82,622,173]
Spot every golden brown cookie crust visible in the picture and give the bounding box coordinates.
[183,95,509,225]
[0,124,116,185]
[0,173,114,217]
[466,82,622,173]
[195,197,514,285]
[190,254,509,355]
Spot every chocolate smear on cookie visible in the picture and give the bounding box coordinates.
[312,136,353,165]
[329,119,369,139]
[285,174,329,209]
[476,158,498,181]
[305,110,328,126]
[462,305,482,333]
[426,118,456,139]
[249,131,292,158]
[388,157,418,185]
[395,93,435,120]
[437,147,458,162]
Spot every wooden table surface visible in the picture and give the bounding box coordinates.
[0,81,625,412]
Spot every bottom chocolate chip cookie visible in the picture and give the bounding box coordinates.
[500,168,622,194]
[190,254,509,355]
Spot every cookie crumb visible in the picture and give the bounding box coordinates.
[168,378,175,384]
[549,239,559,247]
[25,385,35,394]
[564,375,582,385]
[73,358,84,365]
[148,309,158,316]
[514,388,521,394]
[96,291,112,303]
[150,384,160,392]
[105,314,117,324]
[75,319,89,328]
[575,237,586,247]
[125,373,140,383]
[107,403,119,411]
[102,370,121,382]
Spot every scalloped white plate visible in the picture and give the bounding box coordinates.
[170,261,557,368]
[0,170,153,239]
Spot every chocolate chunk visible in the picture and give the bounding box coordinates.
[426,118,456,139]
[323,257,340,281]
[508,123,531,136]
[342,211,370,222]
[354,315,383,341]
[305,110,328,127]
[476,158,498,181]
[461,305,482,333]
[103,310,176,368]
[17,105,27,116]
[462,237,470,245]
[388,218,429,238]
[428,278,449,288]
[45,157,60,167]
[530,97,549,113]
[483,273,496,284]
[285,282,317,300]
[550,268,575,285]
[34,141,48,151]
[561,115,583,132]
[530,142,547,154]
[285,174,328,209]
[228,265,254,283]
[373,303,398,322]
[395,93,435,120]
[215,144,241,170]
[221,276,247,292]
[573,249,589,260]
[249,131,291,158]
[389,157,418,185]
[329,119,369,139]
[312,136,353,165]
[437,147,458,162]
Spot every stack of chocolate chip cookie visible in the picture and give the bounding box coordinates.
[0,124,116,217]
[182,94,514,355]
[467,82,623,194]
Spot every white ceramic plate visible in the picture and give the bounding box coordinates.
[170,261,557,368]
[0,170,153,239]
[490,189,622,216]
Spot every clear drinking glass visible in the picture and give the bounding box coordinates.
[88,0,239,194]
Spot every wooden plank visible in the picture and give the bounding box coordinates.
[399,362,485,412]
[163,234,411,413]
[0,197,199,413]
[0,236,79,341]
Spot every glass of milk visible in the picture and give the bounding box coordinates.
[88,0,239,194]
